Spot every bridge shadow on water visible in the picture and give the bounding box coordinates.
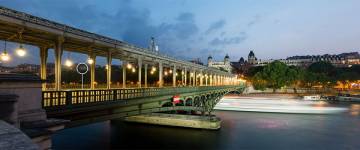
[51,97,360,150]
[52,119,222,150]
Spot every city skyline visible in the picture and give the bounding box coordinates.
[0,0,360,65]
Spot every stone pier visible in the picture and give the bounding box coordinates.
[0,73,68,150]
[124,113,221,130]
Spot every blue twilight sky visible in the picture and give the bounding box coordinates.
[0,0,360,66]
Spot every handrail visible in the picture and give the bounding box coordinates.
[42,85,242,109]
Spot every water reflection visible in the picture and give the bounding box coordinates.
[215,96,348,114]
[52,97,360,150]
[350,104,360,116]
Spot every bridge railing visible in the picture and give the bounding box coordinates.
[42,86,241,109]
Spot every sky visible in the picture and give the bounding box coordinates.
[0,0,360,66]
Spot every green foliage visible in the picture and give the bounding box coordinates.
[250,61,301,92]
[308,61,336,75]
[248,60,359,90]
[252,73,267,91]
[246,66,264,77]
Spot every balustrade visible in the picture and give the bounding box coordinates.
[42,86,240,109]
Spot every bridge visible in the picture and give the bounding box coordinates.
[0,6,244,129]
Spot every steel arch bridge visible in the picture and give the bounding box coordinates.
[43,85,245,127]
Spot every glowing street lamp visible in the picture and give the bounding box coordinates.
[132,68,136,73]
[87,57,94,64]
[1,41,10,62]
[169,70,173,74]
[152,66,156,71]
[15,44,26,57]
[65,59,73,67]
[127,63,132,69]
[1,51,10,62]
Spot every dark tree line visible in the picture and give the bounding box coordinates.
[247,61,360,92]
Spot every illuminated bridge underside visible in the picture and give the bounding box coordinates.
[43,86,243,127]
[0,6,238,91]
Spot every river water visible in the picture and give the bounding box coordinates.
[52,97,360,150]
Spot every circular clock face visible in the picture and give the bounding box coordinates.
[76,63,89,75]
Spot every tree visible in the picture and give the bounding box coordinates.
[286,66,304,93]
[256,61,290,92]
[252,73,267,91]
[308,61,336,75]
[336,71,360,89]
[246,66,264,77]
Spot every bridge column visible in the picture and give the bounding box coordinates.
[106,51,112,89]
[138,58,142,88]
[122,61,127,88]
[199,71,203,86]
[158,62,163,87]
[90,53,96,90]
[205,73,208,86]
[40,47,48,90]
[172,65,176,87]
[214,75,216,85]
[181,69,184,86]
[54,37,64,91]
[209,74,211,86]
[222,76,224,85]
[220,75,222,85]
[184,67,187,86]
[193,71,196,86]
[144,64,148,88]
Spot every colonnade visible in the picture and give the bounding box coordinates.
[38,38,238,91]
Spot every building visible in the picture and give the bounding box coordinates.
[207,54,232,72]
[190,58,204,65]
[0,63,55,76]
[245,51,360,67]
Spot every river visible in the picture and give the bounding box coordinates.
[52,97,360,150]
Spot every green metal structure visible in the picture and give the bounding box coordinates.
[43,85,245,127]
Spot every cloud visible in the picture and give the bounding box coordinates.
[247,14,261,27]
[200,48,224,55]
[0,0,200,53]
[209,32,248,46]
[205,19,226,34]
[159,12,199,40]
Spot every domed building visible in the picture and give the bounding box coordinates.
[248,50,257,64]
[207,54,232,72]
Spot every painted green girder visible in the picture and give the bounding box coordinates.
[43,85,245,126]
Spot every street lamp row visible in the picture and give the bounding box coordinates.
[1,41,27,62]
